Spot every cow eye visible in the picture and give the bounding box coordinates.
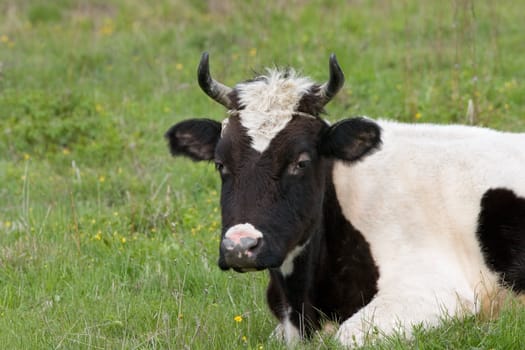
[288,153,311,175]
[297,160,310,169]
[215,161,228,174]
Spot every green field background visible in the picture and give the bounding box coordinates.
[1,0,524,349]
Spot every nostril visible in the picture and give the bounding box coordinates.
[222,238,236,251]
[240,236,259,250]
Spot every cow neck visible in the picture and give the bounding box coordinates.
[265,161,379,338]
[266,163,330,337]
[268,223,324,337]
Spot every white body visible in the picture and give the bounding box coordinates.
[332,120,525,345]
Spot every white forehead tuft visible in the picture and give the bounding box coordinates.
[236,69,315,113]
[235,69,316,153]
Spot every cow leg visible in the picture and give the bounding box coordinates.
[335,288,476,347]
[266,276,302,344]
[270,312,301,344]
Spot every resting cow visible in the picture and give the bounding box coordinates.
[166,52,525,346]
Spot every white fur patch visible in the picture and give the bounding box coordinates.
[235,70,315,152]
[270,308,300,344]
[279,240,309,277]
[283,307,300,344]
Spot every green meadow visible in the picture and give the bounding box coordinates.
[1,0,524,348]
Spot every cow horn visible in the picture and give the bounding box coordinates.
[318,53,345,106]
[197,52,233,109]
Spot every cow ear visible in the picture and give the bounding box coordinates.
[319,117,381,162]
[165,118,222,161]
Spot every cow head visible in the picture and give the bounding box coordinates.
[166,53,381,273]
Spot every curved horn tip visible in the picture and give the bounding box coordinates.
[317,53,345,106]
[198,52,210,76]
[328,53,344,80]
[196,51,233,109]
[200,51,210,66]
[198,52,212,92]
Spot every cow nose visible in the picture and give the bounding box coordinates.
[222,235,260,251]
[220,226,262,270]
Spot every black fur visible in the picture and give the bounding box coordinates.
[215,116,327,271]
[319,117,382,162]
[164,118,221,161]
[316,175,379,322]
[477,188,525,292]
[296,85,325,116]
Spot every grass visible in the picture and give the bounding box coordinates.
[0,0,524,348]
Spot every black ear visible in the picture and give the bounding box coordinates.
[319,117,381,162]
[165,118,222,161]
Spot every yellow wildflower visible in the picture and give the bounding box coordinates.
[234,315,243,323]
[23,153,30,160]
[415,112,422,120]
[98,175,105,183]
[94,231,102,240]
[99,19,114,36]
[241,335,247,342]
[121,237,126,243]
[175,63,183,71]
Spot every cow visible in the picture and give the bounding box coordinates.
[165,52,525,346]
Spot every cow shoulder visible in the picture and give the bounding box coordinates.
[315,173,379,321]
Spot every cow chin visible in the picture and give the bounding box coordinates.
[218,254,282,272]
[217,260,264,273]
[233,266,262,273]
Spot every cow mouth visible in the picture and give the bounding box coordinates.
[218,259,267,273]
[232,266,262,273]
[218,254,282,272]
